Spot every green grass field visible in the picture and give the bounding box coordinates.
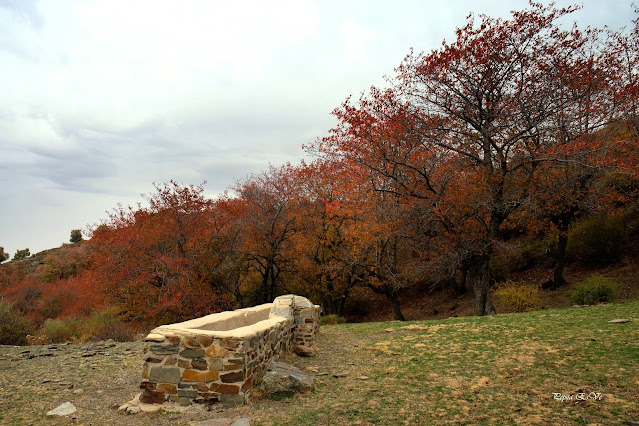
[0,301,636,425]
[253,301,639,425]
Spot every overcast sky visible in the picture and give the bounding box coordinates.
[0,0,635,257]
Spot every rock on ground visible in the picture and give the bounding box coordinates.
[189,418,250,426]
[46,402,77,416]
[259,362,315,394]
[293,344,316,357]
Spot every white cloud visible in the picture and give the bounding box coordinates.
[0,0,635,255]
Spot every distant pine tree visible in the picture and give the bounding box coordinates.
[70,229,83,243]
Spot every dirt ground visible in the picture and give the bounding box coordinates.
[0,328,362,426]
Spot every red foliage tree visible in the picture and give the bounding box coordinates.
[89,181,234,325]
[231,164,302,304]
[313,4,633,315]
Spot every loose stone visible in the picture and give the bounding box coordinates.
[46,402,77,416]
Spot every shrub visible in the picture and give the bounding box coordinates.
[505,235,554,271]
[343,289,371,316]
[84,308,135,342]
[0,300,35,345]
[570,275,618,305]
[489,256,509,283]
[37,318,78,343]
[493,280,540,313]
[320,314,346,326]
[566,214,627,265]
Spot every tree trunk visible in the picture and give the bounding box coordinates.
[472,256,496,316]
[388,291,406,321]
[453,266,467,297]
[260,271,270,304]
[321,294,337,316]
[552,229,568,289]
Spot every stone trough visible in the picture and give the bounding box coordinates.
[139,295,320,407]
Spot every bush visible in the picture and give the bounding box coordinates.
[320,314,346,326]
[38,318,79,343]
[343,289,371,316]
[570,275,618,305]
[493,280,540,313]
[566,214,627,265]
[0,300,35,345]
[489,256,509,283]
[84,308,135,342]
[505,235,554,272]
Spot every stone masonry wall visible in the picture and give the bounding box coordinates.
[139,295,320,407]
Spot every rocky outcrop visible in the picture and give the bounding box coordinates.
[259,362,314,395]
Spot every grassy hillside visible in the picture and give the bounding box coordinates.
[1,301,637,425]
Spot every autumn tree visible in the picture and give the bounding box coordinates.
[232,164,301,304]
[291,161,368,316]
[89,181,234,324]
[313,4,630,315]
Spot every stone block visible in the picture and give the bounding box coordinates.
[149,366,181,384]
[180,348,205,358]
[197,335,213,347]
[178,389,198,398]
[140,389,166,404]
[156,383,177,394]
[221,371,244,383]
[219,339,240,349]
[140,381,156,391]
[183,336,202,348]
[144,333,166,342]
[191,358,208,370]
[183,370,220,382]
[223,363,243,371]
[149,344,178,355]
[209,358,224,371]
[210,383,241,394]
[166,335,181,345]
[205,344,229,358]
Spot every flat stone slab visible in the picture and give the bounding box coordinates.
[189,419,236,426]
[46,402,77,416]
[260,362,314,394]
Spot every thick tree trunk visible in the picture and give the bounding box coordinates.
[472,256,496,316]
[388,292,406,321]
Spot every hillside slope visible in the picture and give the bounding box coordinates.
[1,301,637,425]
